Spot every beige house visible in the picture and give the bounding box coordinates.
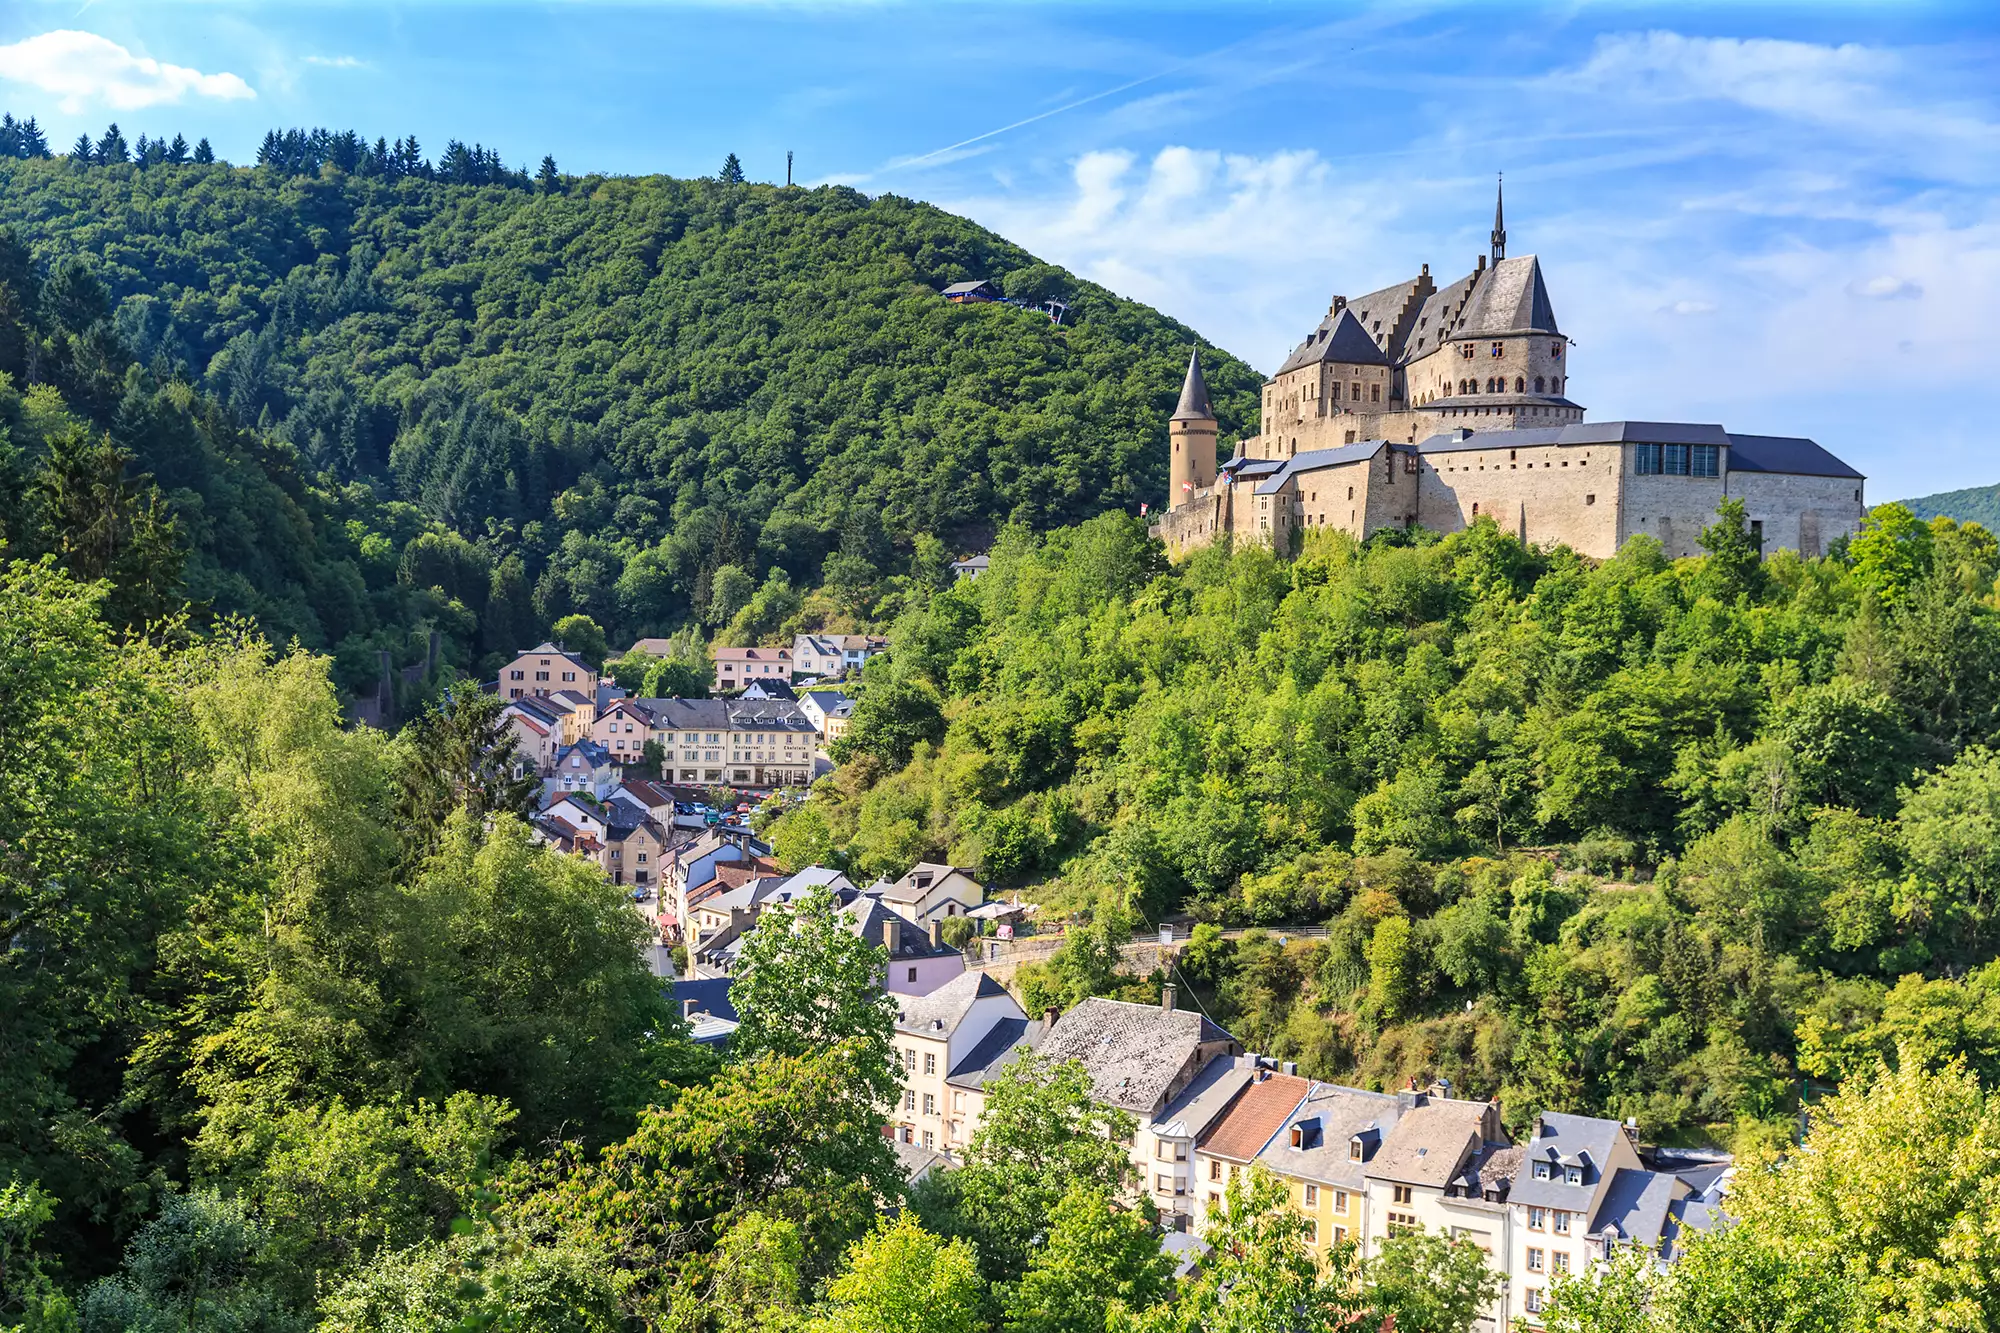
[500,643,598,702]
[792,633,888,679]
[891,972,1030,1155]
[799,689,855,746]
[501,700,563,774]
[591,698,656,765]
[640,698,816,787]
[715,646,792,692]
[875,863,984,923]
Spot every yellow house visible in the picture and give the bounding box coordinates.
[1254,1081,1408,1255]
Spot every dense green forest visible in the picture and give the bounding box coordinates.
[0,115,1261,693]
[1905,479,2000,532]
[778,501,2000,1150]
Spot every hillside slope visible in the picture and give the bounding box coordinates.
[0,151,1262,659]
[1903,482,2000,530]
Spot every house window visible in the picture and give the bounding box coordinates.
[1370,383,1381,402]
[1305,1219,1319,1244]
[1209,1161,1222,1181]
[1304,1183,1318,1206]
[1334,1190,1348,1213]
[1533,1162,1551,1180]
[907,967,917,983]
[1393,1185,1413,1205]
[1553,1251,1571,1274]
[510,670,524,680]
[1692,444,1720,477]
[1553,1211,1571,1235]
[1565,1167,1583,1185]
[904,1050,916,1071]
[1334,1225,1348,1245]
[1528,1207,1546,1230]
[1528,1247,1544,1271]
[1491,342,1504,358]
[922,1130,934,1149]
[1388,1212,1418,1235]
[1526,1288,1543,1315]
[1157,1173,1174,1193]
[904,1090,916,1111]
[1552,342,1563,358]
[1349,1139,1363,1161]
[923,1094,936,1115]
[923,1052,936,1075]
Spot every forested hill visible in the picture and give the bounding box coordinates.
[1904,481,2000,531]
[0,138,1262,680]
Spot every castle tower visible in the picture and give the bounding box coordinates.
[1168,349,1217,507]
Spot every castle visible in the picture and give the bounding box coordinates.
[1156,184,1865,562]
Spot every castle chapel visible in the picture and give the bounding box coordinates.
[1156,185,1866,562]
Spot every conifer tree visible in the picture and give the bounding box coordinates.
[96,123,128,163]
[536,154,562,194]
[719,152,744,185]
[192,137,214,164]
[21,115,49,157]
[70,133,94,162]
[166,133,189,164]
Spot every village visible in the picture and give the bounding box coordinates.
[492,624,1733,1333]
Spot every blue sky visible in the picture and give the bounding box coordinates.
[2,2,1996,500]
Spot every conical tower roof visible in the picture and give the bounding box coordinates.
[1170,349,1215,422]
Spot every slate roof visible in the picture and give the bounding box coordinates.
[1275,306,1393,375]
[941,279,997,297]
[1171,350,1216,422]
[1250,441,1390,495]
[1037,998,1234,1115]
[1152,1055,1258,1140]
[1416,421,1730,456]
[1404,268,1483,363]
[1662,1167,1732,1258]
[1343,273,1432,358]
[519,642,596,674]
[1510,1111,1624,1208]
[1456,1142,1526,1200]
[842,895,960,960]
[1726,433,1865,479]
[946,1015,1049,1089]
[1160,1230,1210,1280]
[892,1138,951,1182]
[1256,1082,1407,1189]
[1199,1072,1313,1163]
[1365,1099,1494,1188]
[895,971,1011,1036]
[1591,1167,1683,1247]
[880,863,980,904]
[1453,254,1560,336]
[673,977,738,1024]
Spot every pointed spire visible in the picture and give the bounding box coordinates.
[1170,348,1215,422]
[1491,173,1506,264]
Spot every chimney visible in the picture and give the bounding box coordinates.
[928,918,942,949]
[1043,1006,1059,1028]
[682,998,700,1020]
[1282,1061,1298,1077]
[882,917,899,956]
[1161,982,1178,1013]
[1475,253,1487,274]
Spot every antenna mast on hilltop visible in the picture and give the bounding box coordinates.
[787,151,794,187]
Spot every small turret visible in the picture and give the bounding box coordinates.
[1492,173,1506,264]
[1168,349,1218,507]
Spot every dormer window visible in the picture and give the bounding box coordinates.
[1349,1137,1364,1162]
[1565,1166,1583,1185]
[1533,1162,1551,1180]
[1292,1125,1304,1148]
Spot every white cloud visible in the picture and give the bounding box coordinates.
[0,30,254,111]
[304,55,365,70]
[1847,274,1922,300]
[1666,300,1716,315]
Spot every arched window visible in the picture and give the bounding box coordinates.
[1535,375,1545,393]
[1515,376,1526,393]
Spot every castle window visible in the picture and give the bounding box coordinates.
[1516,377,1526,393]
[1587,494,1596,505]
[1691,445,1720,477]
[1535,376,1546,393]
[1552,342,1563,358]
[1472,502,1480,515]
[1351,382,1362,401]
[1491,342,1504,358]
[1635,443,1662,475]
[1371,384,1381,402]
[1664,444,1690,476]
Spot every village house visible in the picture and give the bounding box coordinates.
[500,698,563,774]
[637,697,817,787]
[1190,1069,1315,1226]
[890,972,1027,1154]
[596,816,672,888]
[714,645,793,692]
[545,741,618,799]
[590,697,657,764]
[872,863,984,923]
[1142,1054,1266,1229]
[792,633,889,680]
[1256,1082,1408,1255]
[799,689,855,746]
[500,642,599,702]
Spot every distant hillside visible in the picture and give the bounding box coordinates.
[0,141,1263,676]
[1903,483,2000,531]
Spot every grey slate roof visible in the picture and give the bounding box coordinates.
[1160,1230,1210,1280]
[1510,1111,1623,1208]
[946,1015,1049,1088]
[1037,997,1234,1115]
[1453,254,1560,336]
[1416,420,1730,456]
[1726,433,1865,479]
[1256,1082,1407,1190]
[1404,269,1482,363]
[1171,350,1216,422]
[1151,1055,1258,1140]
[842,895,960,960]
[1457,1141,1527,1200]
[894,971,1009,1036]
[1590,1167,1683,1247]
[892,1138,950,1182]
[1250,441,1390,495]
[1275,306,1393,374]
[1364,1099,1493,1188]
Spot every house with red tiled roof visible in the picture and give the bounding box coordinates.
[1191,1070,1313,1230]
